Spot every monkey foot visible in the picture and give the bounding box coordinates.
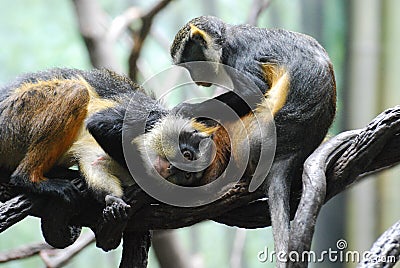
[95,195,131,251]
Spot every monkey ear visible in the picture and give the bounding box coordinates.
[189,24,210,45]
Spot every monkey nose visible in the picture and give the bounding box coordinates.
[154,156,173,179]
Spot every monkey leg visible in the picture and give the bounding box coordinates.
[103,195,131,222]
[8,79,90,203]
[41,212,82,249]
[75,144,131,250]
[76,138,126,200]
[95,195,132,251]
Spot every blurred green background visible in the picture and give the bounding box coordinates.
[0,0,398,267]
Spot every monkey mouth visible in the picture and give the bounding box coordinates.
[195,81,213,87]
[154,156,172,179]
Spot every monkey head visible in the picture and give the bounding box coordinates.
[170,16,227,86]
[134,115,218,186]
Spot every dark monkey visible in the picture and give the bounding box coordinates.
[169,16,336,266]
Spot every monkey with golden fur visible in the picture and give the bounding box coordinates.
[0,68,213,208]
[168,16,337,267]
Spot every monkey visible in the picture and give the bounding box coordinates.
[124,65,284,186]
[0,68,140,204]
[168,16,337,266]
[0,68,214,209]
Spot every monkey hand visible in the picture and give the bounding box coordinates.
[95,195,132,251]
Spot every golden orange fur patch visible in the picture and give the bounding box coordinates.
[189,24,211,44]
[261,63,290,115]
[191,120,219,135]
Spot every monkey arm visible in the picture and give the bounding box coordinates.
[173,91,257,121]
[86,106,126,168]
[87,91,168,169]
[173,70,264,121]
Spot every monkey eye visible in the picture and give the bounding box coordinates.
[182,149,193,160]
[185,172,192,180]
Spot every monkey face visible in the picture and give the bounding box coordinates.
[134,115,217,186]
[152,129,215,186]
[152,150,205,186]
[170,16,226,85]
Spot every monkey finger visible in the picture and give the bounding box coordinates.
[103,206,116,222]
[118,204,131,220]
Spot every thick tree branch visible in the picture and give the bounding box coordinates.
[288,130,359,267]
[0,195,33,232]
[327,106,400,200]
[0,106,399,267]
[358,220,400,268]
[288,106,400,267]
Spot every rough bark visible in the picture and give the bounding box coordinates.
[119,231,151,268]
[358,220,400,268]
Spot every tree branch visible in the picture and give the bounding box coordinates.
[0,242,52,263]
[247,0,273,26]
[128,0,173,80]
[107,7,142,43]
[0,106,399,267]
[288,105,400,267]
[0,195,33,232]
[71,0,121,72]
[358,220,400,268]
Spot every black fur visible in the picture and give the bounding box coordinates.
[0,68,143,102]
[171,16,337,266]
[171,16,336,160]
[86,88,168,169]
[9,173,81,204]
[86,105,126,168]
